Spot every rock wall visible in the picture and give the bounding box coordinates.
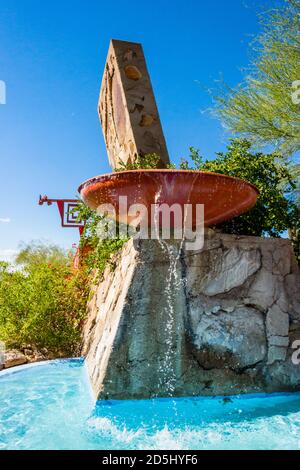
[82,230,300,399]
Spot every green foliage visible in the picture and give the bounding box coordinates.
[284,162,300,206]
[16,242,68,267]
[284,162,300,261]
[114,153,162,171]
[73,202,128,275]
[214,0,300,156]
[0,244,89,354]
[177,139,300,239]
[178,147,205,170]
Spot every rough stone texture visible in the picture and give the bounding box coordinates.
[266,305,289,338]
[3,350,27,369]
[190,307,267,370]
[0,348,63,371]
[187,246,261,296]
[82,230,300,399]
[98,39,170,170]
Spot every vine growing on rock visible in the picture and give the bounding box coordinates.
[73,202,128,276]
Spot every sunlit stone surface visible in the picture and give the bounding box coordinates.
[98,39,170,169]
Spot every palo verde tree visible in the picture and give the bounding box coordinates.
[214,0,300,156]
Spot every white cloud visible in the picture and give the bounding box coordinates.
[0,218,11,223]
[0,249,18,263]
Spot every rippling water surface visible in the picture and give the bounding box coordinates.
[0,359,300,450]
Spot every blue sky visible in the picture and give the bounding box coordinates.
[0,0,284,260]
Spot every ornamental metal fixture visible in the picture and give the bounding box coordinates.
[38,195,85,235]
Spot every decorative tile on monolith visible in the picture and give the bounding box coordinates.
[98,39,170,170]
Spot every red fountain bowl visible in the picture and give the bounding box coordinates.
[78,170,259,228]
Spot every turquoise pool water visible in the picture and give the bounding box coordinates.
[0,359,300,450]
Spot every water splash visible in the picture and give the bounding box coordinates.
[2,360,300,450]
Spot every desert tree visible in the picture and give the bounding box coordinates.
[214,0,300,156]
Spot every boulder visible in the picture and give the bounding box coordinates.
[246,269,277,312]
[3,350,27,369]
[189,307,267,370]
[186,246,261,296]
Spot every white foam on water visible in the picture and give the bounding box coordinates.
[86,409,300,450]
[87,417,143,445]
[1,356,300,450]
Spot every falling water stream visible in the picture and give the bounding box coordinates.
[151,171,201,397]
[152,187,186,397]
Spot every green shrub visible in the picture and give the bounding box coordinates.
[178,139,299,239]
[114,153,162,171]
[0,243,89,355]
